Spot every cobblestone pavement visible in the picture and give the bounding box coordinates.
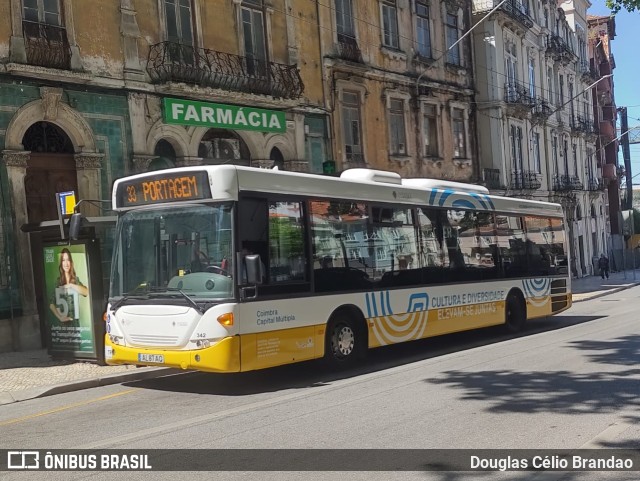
[0,349,170,405]
[1,270,639,404]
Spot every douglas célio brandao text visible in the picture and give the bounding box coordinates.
[470,455,634,471]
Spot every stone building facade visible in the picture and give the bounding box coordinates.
[0,0,321,352]
[317,0,477,181]
[471,0,608,278]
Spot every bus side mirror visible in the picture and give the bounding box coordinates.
[69,213,86,240]
[245,254,263,285]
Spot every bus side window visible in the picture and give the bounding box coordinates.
[268,201,307,284]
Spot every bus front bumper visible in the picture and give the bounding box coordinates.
[104,336,241,373]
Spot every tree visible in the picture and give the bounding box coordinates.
[605,0,639,13]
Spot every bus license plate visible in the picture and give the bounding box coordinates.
[138,353,164,363]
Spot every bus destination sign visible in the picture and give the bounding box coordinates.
[116,171,212,208]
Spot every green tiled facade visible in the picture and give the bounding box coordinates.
[0,79,132,319]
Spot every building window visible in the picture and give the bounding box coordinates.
[572,143,578,173]
[552,136,559,172]
[532,132,541,173]
[389,98,407,155]
[505,39,517,99]
[415,1,431,58]
[242,0,267,75]
[341,91,364,164]
[381,0,399,49]
[423,104,439,157]
[23,0,61,25]
[336,0,355,37]
[528,58,536,99]
[22,0,70,70]
[445,13,461,66]
[164,0,194,45]
[452,108,466,158]
[569,82,574,120]
[547,67,554,105]
[558,75,564,106]
[511,125,523,171]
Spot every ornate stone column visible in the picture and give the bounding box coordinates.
[74,152,105,217]
[2,150,40,349]
[132,154,155,173]
[120,0,145,82]
[9,0,26,63]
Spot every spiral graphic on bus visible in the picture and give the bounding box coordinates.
[522,278,551,307]
[427,189,495,211]
[365,291,430,345]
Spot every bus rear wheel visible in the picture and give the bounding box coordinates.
[325,314,361,366]
[505,293,526,333]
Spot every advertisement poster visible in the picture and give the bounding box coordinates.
[43,243,95,355]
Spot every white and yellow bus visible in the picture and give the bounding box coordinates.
[89,166,571,372]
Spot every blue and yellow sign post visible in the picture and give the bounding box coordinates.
[55,191,76,238]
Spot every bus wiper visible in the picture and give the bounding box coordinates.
[167,288,204,314]
[110,294,149,312]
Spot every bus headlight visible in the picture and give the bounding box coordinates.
[109,335,124,345]
[195,340,210,349]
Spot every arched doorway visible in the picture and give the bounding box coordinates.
[23,121,77,224]
[269,147,284,169]
[150,139,177,171]
[198,129,250,166]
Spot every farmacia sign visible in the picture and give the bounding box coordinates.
[163,98,286,133]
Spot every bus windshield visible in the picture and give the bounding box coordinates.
[110,203,234,301]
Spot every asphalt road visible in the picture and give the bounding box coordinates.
[1,287,639,481]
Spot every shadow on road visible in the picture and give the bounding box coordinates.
[124,314,604,397]
[567,335,640,366]
[427,368,640,415]
[424,333,640,422]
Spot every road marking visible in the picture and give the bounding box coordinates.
[0,389,136,426]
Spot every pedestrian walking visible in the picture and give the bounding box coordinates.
[598,253,610,280]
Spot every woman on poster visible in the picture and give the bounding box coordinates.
[49,248,89,323]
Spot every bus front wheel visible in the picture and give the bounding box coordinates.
[325,314,361,366]
[505,293,526,333]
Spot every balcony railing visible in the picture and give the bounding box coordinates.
[504,81,535,107]
[511,170,541,190]
[473,0,533,29]
[336,33,363,63]
[586,176,605,191]
[531,98,552,121]
[570,116,597,135]
[579,60,600,82]
[553,174,583,191]
[546,35,576,64]
[147,41,304,99]
[22,21,71,70]
[482,168,504,189]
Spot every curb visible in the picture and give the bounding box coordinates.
[0,367,177,406]
[572,282,640,303]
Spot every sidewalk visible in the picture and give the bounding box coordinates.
[1,271,639,405]
[571,268,640,302]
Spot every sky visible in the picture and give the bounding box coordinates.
[587,1,640,184]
